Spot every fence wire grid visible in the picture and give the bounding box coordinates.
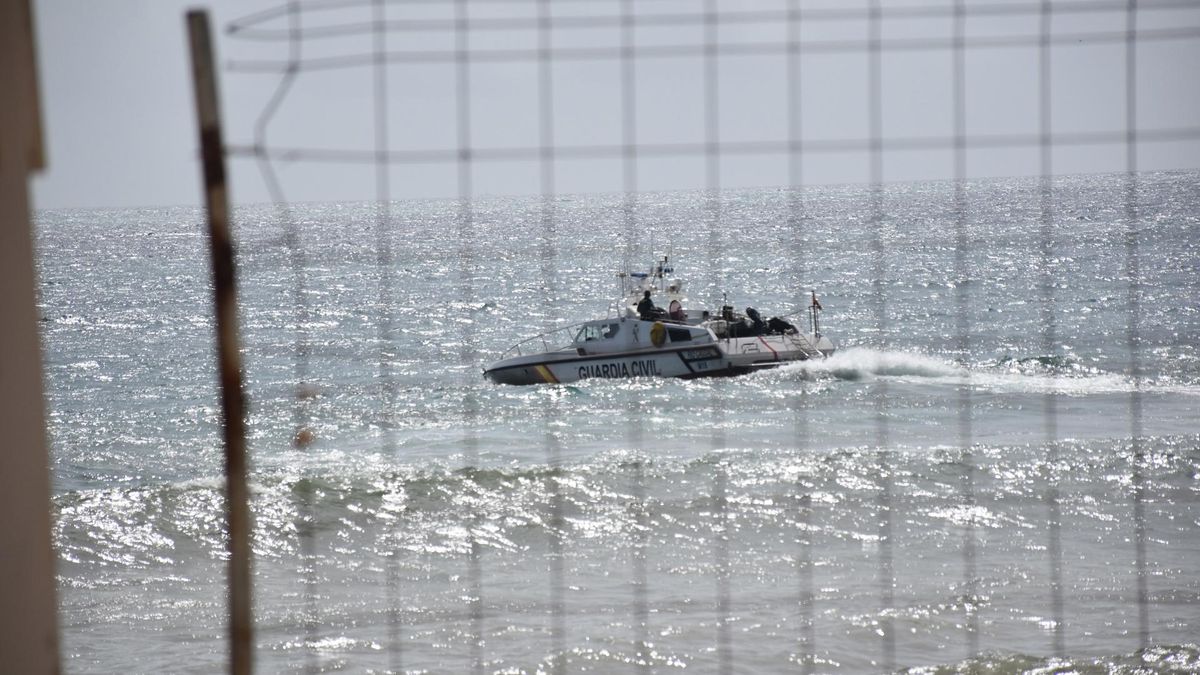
[213,0,1199,672]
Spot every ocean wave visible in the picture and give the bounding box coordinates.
[51,435,1200,567]
[902,643,1200,674]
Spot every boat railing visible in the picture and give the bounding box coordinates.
[787,332,825,360]
[499,321,589,359]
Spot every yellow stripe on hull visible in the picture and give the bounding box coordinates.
[534,364,559,383]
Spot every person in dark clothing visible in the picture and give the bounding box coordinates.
[767,316,797,334]
[746,307,765,331]
[728,307,764,337]
[636,290,655,319]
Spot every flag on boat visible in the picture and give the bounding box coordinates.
[811,291,822,310]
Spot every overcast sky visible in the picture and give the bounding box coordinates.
[30,0,1200,210]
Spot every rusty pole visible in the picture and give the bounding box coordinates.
[187,10,253,674]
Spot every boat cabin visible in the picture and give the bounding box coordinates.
[572,317,715,355]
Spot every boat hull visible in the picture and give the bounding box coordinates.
[484,335,832,385]
[484,345,726,385]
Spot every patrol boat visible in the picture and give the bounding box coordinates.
[483,260,835,385]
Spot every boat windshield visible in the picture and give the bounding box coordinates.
[575,322,620,343]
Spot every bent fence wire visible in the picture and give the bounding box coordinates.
[216,0,1197,672]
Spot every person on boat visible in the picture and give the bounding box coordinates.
[767,316,796,334]
[668,299,686,322]
[746,307,766,333]
[637,290,656,320]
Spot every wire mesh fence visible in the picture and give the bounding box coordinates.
[206,0,1199,671]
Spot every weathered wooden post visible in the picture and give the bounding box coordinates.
[0,1,59,670]
[186,10,253,674]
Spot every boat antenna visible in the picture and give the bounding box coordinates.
[810,289,822,337]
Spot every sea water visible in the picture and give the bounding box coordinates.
[38,171,1199,672]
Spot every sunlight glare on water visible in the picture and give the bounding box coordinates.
[38,172,1200,672]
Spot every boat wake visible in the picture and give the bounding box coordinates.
[780,347,1200,397]
[782,347,961,381]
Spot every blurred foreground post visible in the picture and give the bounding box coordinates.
[187,10,253,674]
[0,1,59,672]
